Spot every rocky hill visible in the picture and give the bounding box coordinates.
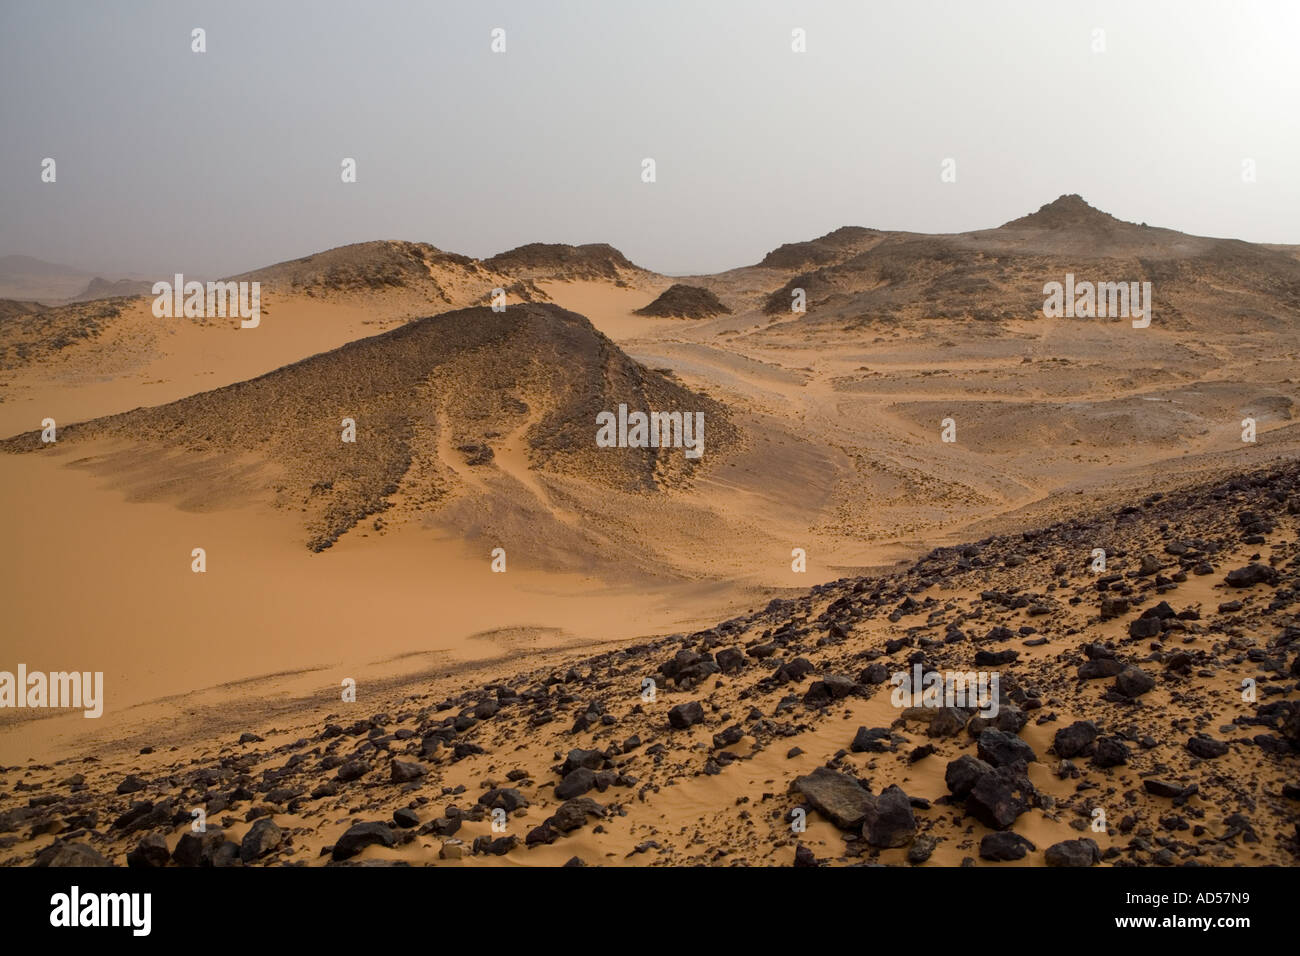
[758,196,1300,330]
[2,303,735,552]
[634,283,731,319]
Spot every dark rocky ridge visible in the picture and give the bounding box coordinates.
[483,243,648,283]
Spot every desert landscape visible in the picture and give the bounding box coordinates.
[1,194,1297,868]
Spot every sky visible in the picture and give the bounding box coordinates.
[2,0,1298,277]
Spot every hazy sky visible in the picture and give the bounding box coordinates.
[2,0,1298,277]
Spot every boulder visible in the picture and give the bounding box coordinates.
[1044,838,1101,867]
[979,831,1036,861]
[331,821,396,861]
[860,784,917,848]
[791,766,874,830]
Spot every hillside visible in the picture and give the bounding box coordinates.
[754,195,1300,330]
[2,303,736,553]
[229,240,546,309]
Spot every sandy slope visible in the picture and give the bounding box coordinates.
[5,459,1296,867]
[0,444,767,765]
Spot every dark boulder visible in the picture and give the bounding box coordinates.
[667,701,705,730]
[860,785,917,848]
[979,831,1036,861]
[1186,736,1229,759]
[555,768,596,800]
[967,766,1036,830]
[1224,564,1279,587]
[331,821,396,861]
[239,817,285,863]
[1044,837,1100,867]
[791,766,873,830]
[1053,721,1098,759]
[976,729,1036,768]
[126,833,170,868]
[944,754,994,799]
[1114,667,1156,698]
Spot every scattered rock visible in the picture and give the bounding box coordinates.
[1053,721,1098,758]
[976,729,1037,767]
[390,760,427,783]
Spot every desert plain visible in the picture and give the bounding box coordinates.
[1,195,1298,867]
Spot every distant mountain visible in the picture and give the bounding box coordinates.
[0,254,89,278]
[0,255,159,304]
[0,255,95,302]
[754,194,1300,329]
[72,277,155,301]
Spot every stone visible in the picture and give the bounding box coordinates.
[1186,736,1229,759]
[860,784,917,848]
[1114,667,1156,698]
[239,817,285,863]
[1053,721,1098,759]
[555,768,596,800]
[390,759,427,783]
[976,729,1036,767]
[332,821,396,861]
[126,832,170,868]
[967,766,1036,830]
[1044,838,1101,866]
[668,701,705,730]
[34,842,111,867]
[979,831,1036,861]
[791,766,874,830]
[944,755,993,799]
